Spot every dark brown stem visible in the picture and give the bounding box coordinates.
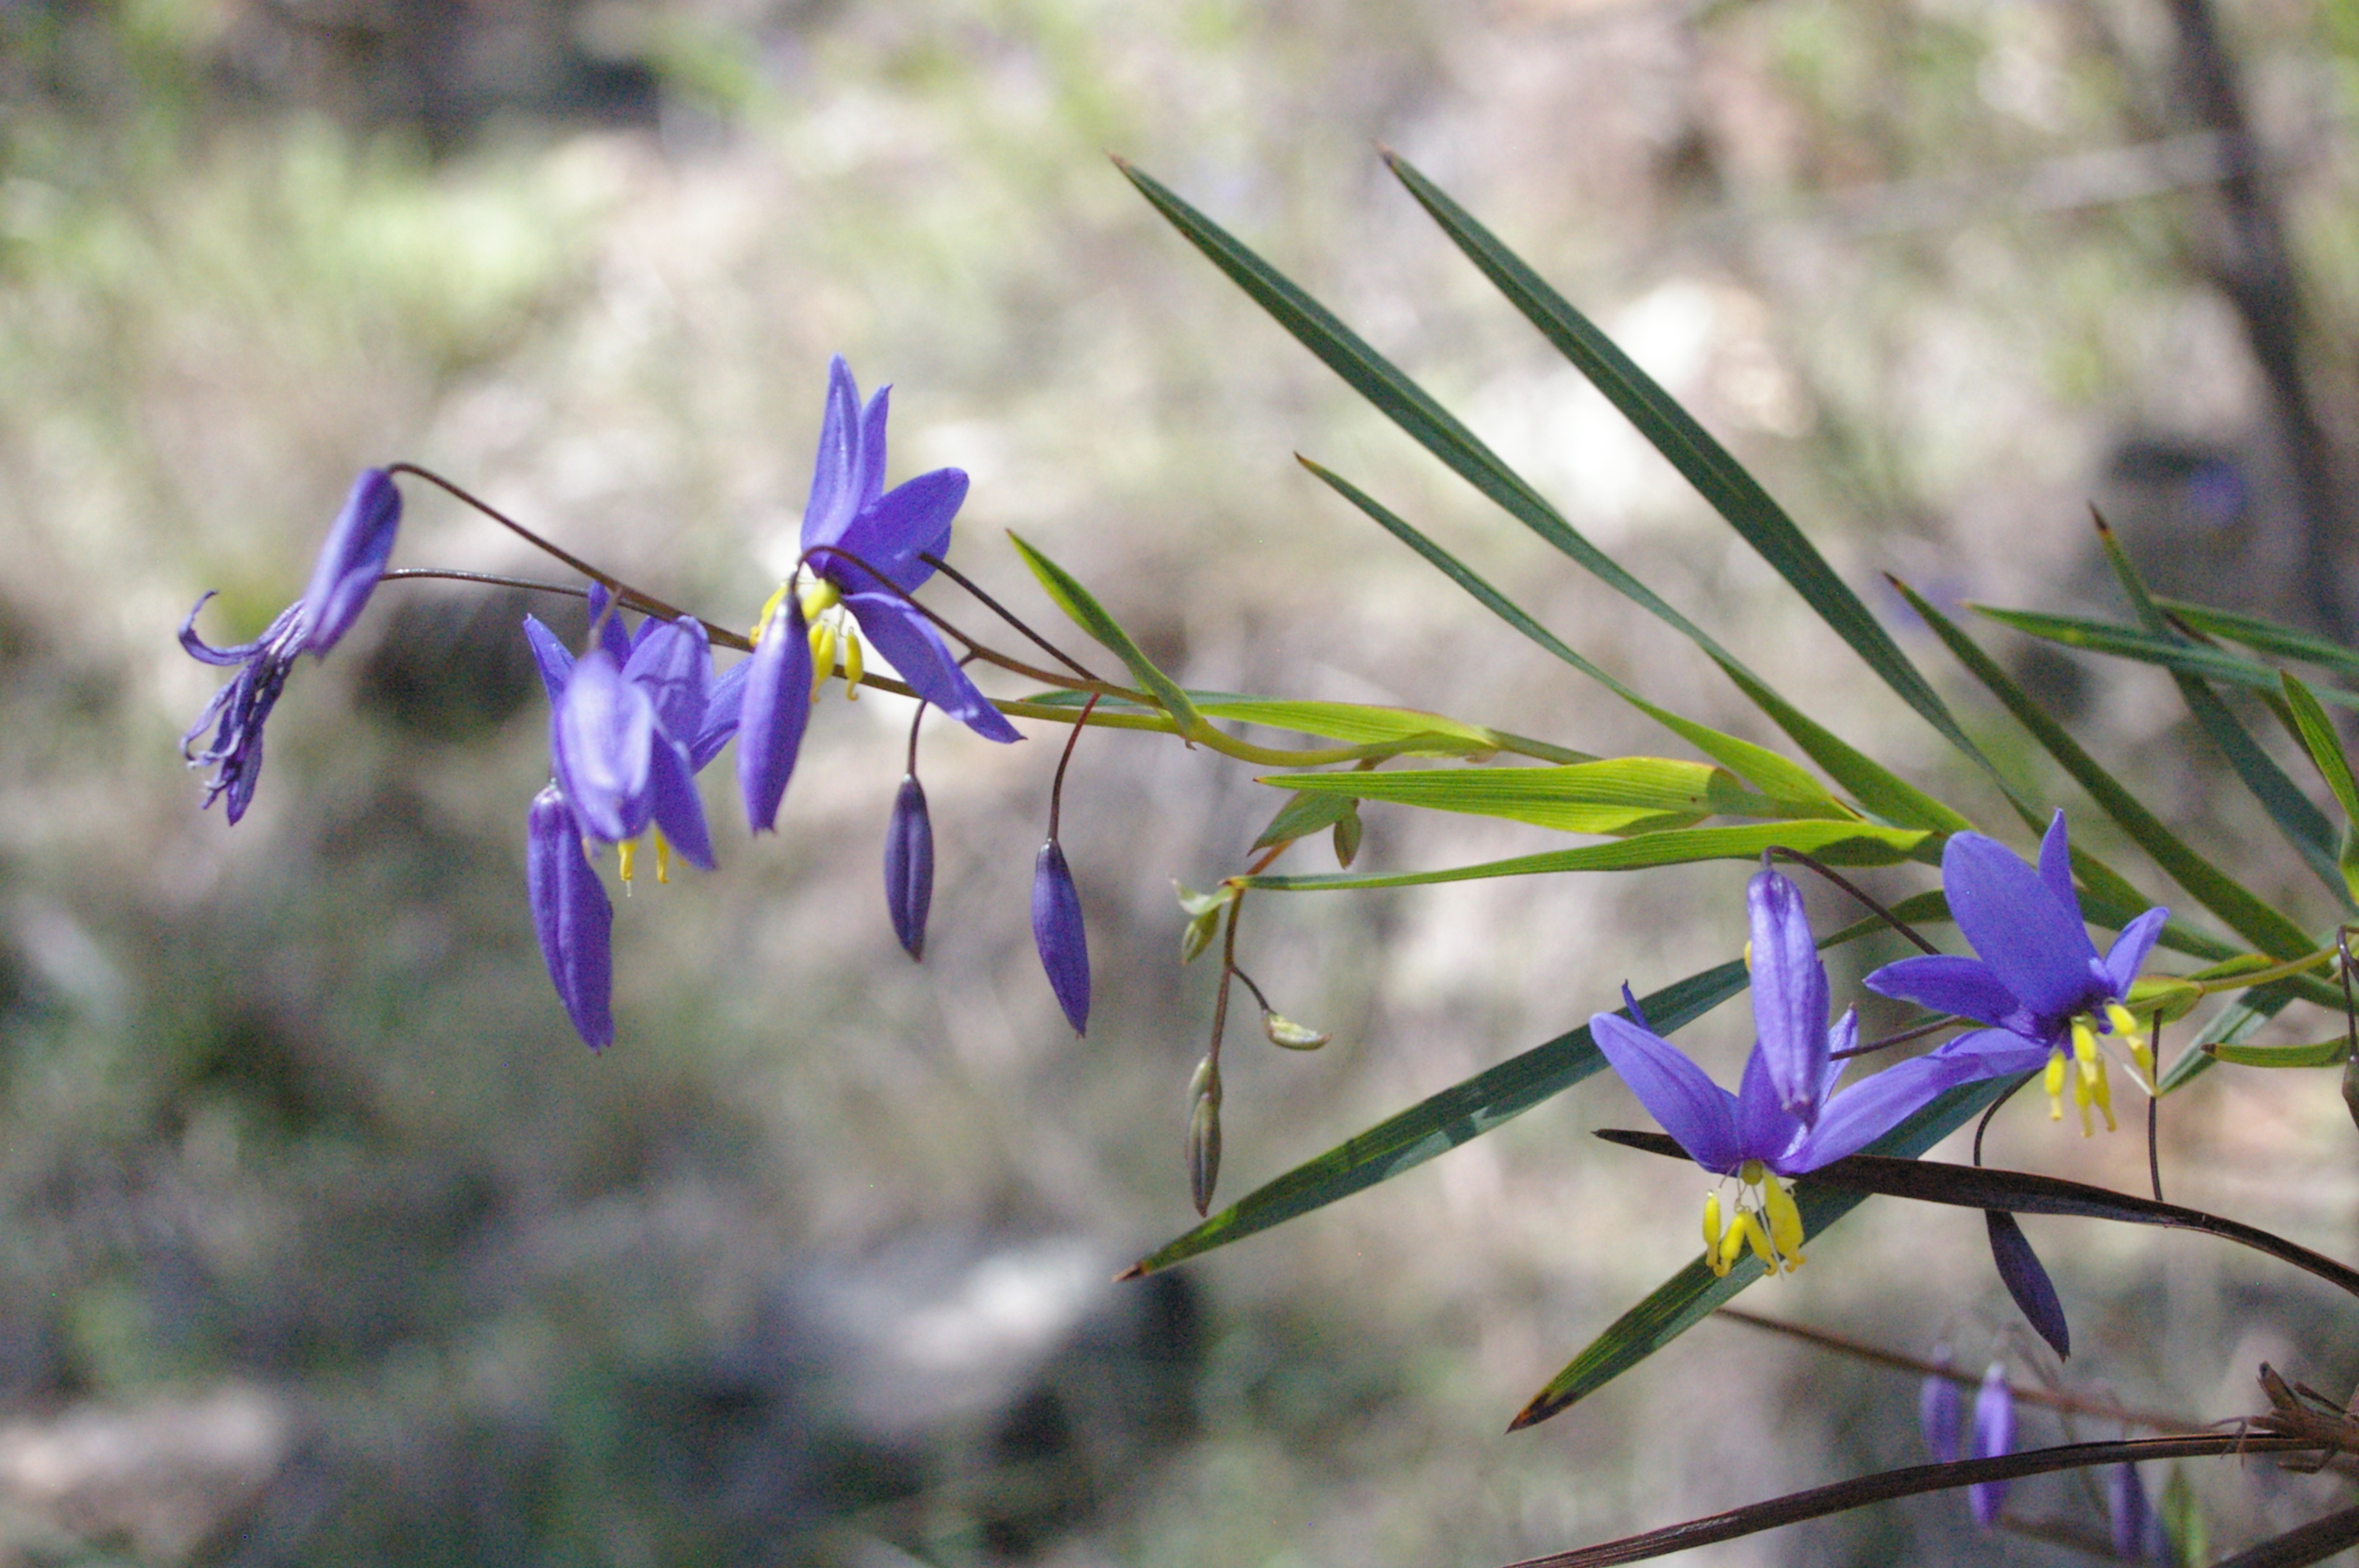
[917,550,1104,685]
[1769,846,1940,955]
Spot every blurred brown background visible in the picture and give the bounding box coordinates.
[3,0,2358,1562]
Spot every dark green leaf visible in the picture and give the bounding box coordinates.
[1252,788,1359,850]
[2158,597,2359,679]
[1120,960,1750,1277]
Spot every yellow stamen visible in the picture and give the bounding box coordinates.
[800,576,841,619]
[843,627,864,699]
[1763,1177,1805,1269]
[810,622,837,701]
[1702,1193,1724,1259]
[654,829,672,886]
[750,582,791,645]
[1735,1211,1777,1270]
[2044,1048,2067,1121]
[617,837,637,887]
[2108,1004,2155,1084]
[1739,1158,1765,1186]
[2087,1057,2116,1132]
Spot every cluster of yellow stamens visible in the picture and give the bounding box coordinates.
[1702,1159,1807,1277]
[2045,1002,2153,1135]
[613,829,673,891]
[753,571,864,703]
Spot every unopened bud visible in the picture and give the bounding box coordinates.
[1188,1093,1223,1215]
[1263,1011,1331,1050]
[1918,1347,1960,1464]
[1332,805,1363,868]
[882,776,933,960]
[1031,842,1091,1035]
[1969,1362,2016,1528]
[1188,1055,1221,1109]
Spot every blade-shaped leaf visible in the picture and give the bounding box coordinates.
[1006,531,1201,736]
[1298,458,1844,809]
[1893,577,2317,961]
[1252,788,1360,850]
[1242,821,1932,892]
[1261,758,1841,834]
[2208,1037,2351,1068]
[2284,672,2359,824]
[1022,685,1589,761]
[1974,605,2355,704]
[1381,150,1998,778]
[1714,663,1971,832]
[2159,989,2292,1094]
[1119,959,1751,1277]
[2087,517,2349,908]
[2157,597,2359,679]
[1509,1075,2020,1428]
[2206,1503,2359,1568]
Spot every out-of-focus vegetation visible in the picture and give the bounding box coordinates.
[3,0,2358,1562]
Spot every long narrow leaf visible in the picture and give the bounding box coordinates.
[1974,605,2355,704]
[1006,531,1201,734]
[1261,759,1842,834]
[1508,1074,2019,1427]
[2158,597,2359,678]
[1382,150,1997,777]
[1241,822,1931,892]
[1118,960,1750,1277]
[1893,577,2316,959]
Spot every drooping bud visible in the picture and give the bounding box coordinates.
[1969,1362,2016,1528]
[1263,1012,1331,1050]
[527,785,614,1051]
[1918,1347,1961,1464]
[737,591,811,834]
[2110,1461,2162,1562]
[1032,841,1091,1035]
[1331,803,1363,868]
[1986,1209,2071,1359]
[883,776,933,960]
[1187,1057,1222,1215]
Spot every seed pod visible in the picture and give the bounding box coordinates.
[882,776,933,960]
[1263,1011,1331,1051]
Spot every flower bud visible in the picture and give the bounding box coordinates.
[883,776,933,960]
[1917,1347,1960,1464]
[1969,1361,2015,1528]
[1188,1092,1222,1216]
[1332,804,1363,868]
[2109,1461,2165,1562]
[1263,1011,1331,1050]
[1031,841,1091,1035]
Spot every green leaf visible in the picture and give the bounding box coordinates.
[2158,989,2293,1095]
[1252,788,1361,850]
[1260,758,1843,835]
[1509,1074,2020,1427]
[1381,150,1998,779]
[1973,605,2356,705]
[1121,959,1751,1277]
[2208,1038,2351,1068]
[1893,577,2317,961]
[1242,821,1931,892]
[2284,672,2359,824]
[2081,521,2350,909]
[1024,686,1584,760]
[2157,597,2359,680]
[1297,458,1846,811]
[1005,531,1201,736]
[1715,663,1972,832]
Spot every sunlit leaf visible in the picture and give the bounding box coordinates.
[1241,821,1932,892]
[1261,758,1843,835]
[1006,531,1201,735]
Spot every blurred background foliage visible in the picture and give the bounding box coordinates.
[2,0,2358,1562]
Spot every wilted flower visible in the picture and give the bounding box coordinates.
[1592,867,1993,1276]
[739,357,1021,833]
[1032,840,1090,1035]
[1867,810,2169,1134]
[883,775,933,959]
[1970,1361,2016,1527]
[179,469,401,822]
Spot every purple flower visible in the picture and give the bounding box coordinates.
[1031,841,1090,1035]
[179,469,401,822]
[1591,867,1994,1276]
[1866,810,2168,1134]
[2109,1460,2170,1562]
[1970,1361,2015,1527]
[523,590,745,1049]
[738,357,1020,835]
[883,776,933,959]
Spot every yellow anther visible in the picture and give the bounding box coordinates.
[2044,1049,2067,1120]
[751,582,792,646]
[809,622,837,701]
[1742,939,1753,974]
[2088,1058,2116,1132]
[1764,1177,1805,1267]
[799,575,841,619]
[2072,1018,2100,1065]
[1713,1223,1743,1276]
[1736,1211,1777,1270]
[1702,1193,1724,1259]
[843,628,864,699]
[654,829,672,886]
[617,837,638,887]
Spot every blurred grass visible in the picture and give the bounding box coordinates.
[2,0,2358,1563]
